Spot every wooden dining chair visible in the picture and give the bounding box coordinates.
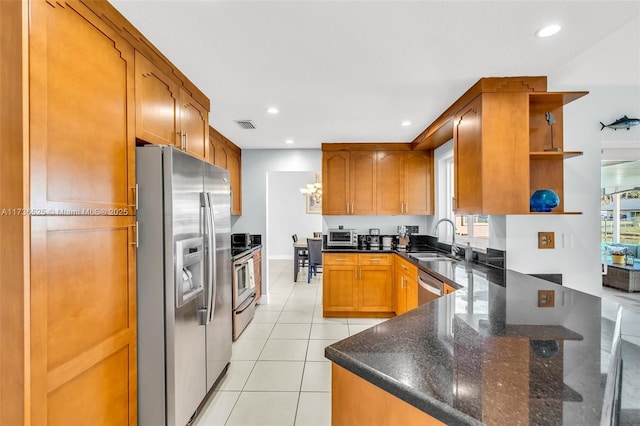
[307,238,323,283]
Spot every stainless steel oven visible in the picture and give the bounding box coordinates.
[232,253,256,340]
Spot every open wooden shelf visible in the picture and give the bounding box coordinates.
[526,211,583,215]
[529,91,589,106]
[529,151,583,159]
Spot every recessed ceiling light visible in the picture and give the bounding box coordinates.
[536,24,561,38]
[285,139,294,144]
[401,121,411,126]
[267,107,279,114]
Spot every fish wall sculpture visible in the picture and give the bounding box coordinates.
[600,115,640,131]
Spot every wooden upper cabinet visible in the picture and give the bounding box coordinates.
[227,141,242,215]
[134,51,180,146]
[134,53,209,162]
[350,151,377,215]
[30,0,136,214]
[450,78,587,215]
[454,96,484,214]
[322,151,350,215]
[377,151,433,215]
[209,128,228,169]
[454,93,530,215]
[324,146,433,216]
[180,90,209,160]
[404,151,433,215]
[208,127,242,215]
[376,151,403,215]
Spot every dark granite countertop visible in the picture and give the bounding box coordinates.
[323,247,506,289]
[325,262,612,425]
[231,244,262,260]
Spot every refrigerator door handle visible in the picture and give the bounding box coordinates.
[204,192,217,324]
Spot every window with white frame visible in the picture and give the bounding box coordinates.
[437,145,489,249]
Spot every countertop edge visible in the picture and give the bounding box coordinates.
[325,344,483,426]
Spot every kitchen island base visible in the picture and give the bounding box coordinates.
[332,364,445,426]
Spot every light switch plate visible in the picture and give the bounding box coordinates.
[538,232,555,249]
[538,290,555,308]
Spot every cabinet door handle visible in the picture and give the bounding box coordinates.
[131,222,139,248]
[401,276,405,289]
[335,258,348,261]
[130,184,138,211]
[369,258,381,262]
[184,131,188,149]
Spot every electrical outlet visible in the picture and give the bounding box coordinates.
[538,290,555,308]
[538,232,555,249]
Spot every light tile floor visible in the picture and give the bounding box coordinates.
[192,259,384,426]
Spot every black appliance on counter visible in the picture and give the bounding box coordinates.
[231,234,262,259]
[231,233,252,248]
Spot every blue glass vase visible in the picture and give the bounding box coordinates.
[530,189,559,212]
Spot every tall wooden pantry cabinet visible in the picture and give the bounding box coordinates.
[0,1,212,424]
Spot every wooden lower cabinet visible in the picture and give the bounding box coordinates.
[30,216,137,425]
[332,364,446,426]
[395,257,418,315]
[359,266,393,312]
[443,283,456,295]
[253,248,262,303]
[323,254,393,317]
[323,265,359,314]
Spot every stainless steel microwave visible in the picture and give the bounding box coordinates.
[327,229,358,247]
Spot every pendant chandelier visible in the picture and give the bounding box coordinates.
[300,173,322,203]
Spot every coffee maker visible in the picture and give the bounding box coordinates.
[396,225,409,251]
[366,235,380,250]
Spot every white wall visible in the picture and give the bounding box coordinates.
[268,171,322,258]
[231,149,322,295]
[505,17,640,296]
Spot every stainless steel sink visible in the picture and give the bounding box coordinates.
[408,252,456,262]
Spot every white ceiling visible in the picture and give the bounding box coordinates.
[110,0,640,150]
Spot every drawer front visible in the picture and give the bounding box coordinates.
[396,257,417,277]
[324,253,358,266]
[358,253,392,266]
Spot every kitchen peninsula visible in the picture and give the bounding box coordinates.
[325,254,614,425]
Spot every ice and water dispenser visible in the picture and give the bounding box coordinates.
[175,237,205,308]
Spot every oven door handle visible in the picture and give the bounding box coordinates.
[235,293,256,314]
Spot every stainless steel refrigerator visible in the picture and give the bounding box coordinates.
[136,145,232,426]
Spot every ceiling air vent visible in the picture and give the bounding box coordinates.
[234,120,256,129]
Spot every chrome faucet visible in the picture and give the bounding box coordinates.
[435,218,460,257]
